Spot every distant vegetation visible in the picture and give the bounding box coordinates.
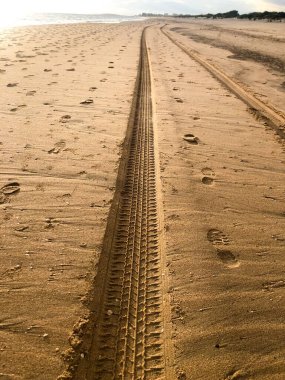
[238,11,285,21]
[141,10,285,21]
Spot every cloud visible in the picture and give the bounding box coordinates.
[114,0,284,15]
[257,0,285,10]
[266,0,285,5]
[115,0,195,14]
[6,0,285,16]
[115,0,239,14]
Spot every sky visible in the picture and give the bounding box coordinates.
[2,0,285,17]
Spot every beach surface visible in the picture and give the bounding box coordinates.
[0,19,284,379]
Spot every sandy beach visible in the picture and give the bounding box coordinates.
[0,19,284,380]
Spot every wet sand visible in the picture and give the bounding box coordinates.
[0,19,285,379]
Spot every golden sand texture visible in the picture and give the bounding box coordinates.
[0,22,144,378]
[0,19,285,379]
[148,22,285,380]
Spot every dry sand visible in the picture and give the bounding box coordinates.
[148,21,285,380]
[0,21,145,379]
[0,18,285,379]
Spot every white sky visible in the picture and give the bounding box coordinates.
[2,0,285,16]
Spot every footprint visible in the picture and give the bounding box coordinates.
[207,229,230,245]
[1,182,20,195]
[225,369,248,379]
[26,90,36,96]
[60,115,71,123]
[48,140,66,154]
[202,168,215,185]
[202,167,215,176]
[202,177,214,185]
[175,97,183,103]
[0,182,20,203]
[207,229,239,267]
[80,98,93,105]
[217,249,237,266]
[7,82,18,87]
[183,134,199,144]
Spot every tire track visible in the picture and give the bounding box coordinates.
[75,28,165,380]
[161,25,285,140]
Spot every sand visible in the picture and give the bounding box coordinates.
[0,18,285,380]
[0,21,145,379]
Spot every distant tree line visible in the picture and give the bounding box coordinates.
[238,11,285,21]
[141,10,285,21]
